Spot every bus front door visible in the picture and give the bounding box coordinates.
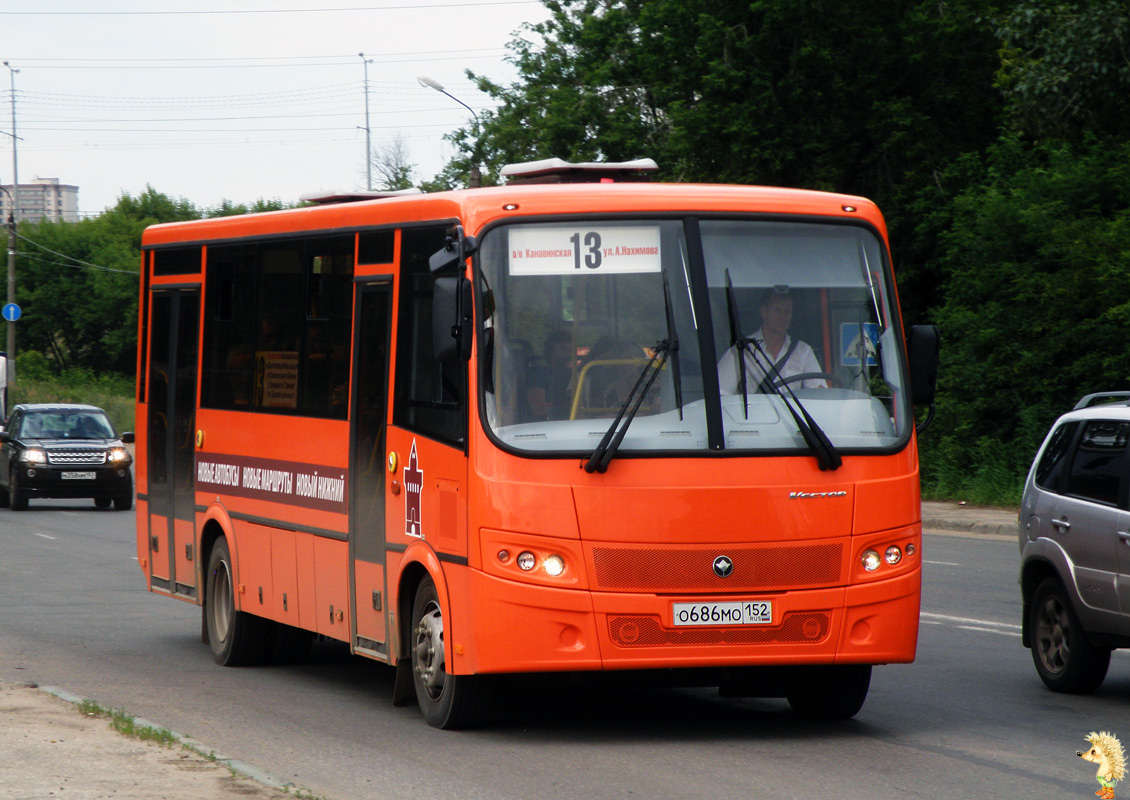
[146,288,199,598]
[349,281,393,656]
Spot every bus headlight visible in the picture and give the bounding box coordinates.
[885,545,902,565]
[516,551,537,571]
[543,554,566,577]
[861,550,881,572]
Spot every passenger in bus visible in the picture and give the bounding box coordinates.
[717,287,827,393]
[579,337,652,412]
[526,329,574,420]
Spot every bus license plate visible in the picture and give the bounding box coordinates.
[61,472,96,480]
[672,600,772,627]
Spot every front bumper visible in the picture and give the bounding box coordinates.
[15,464,133,499]
[460,565,920,675]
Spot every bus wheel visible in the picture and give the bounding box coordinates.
[204,537,271,666]
[410,576,490,729]
[786,664,871,719]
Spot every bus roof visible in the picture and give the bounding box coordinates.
[141,181,887,248]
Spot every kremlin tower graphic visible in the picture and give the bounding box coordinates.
[403,441,423,537]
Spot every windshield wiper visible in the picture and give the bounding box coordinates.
[723,271,841,471]
[583,338,675,474]
[663,270,683,419]
[584,273,681,474]
[742,337,842,471]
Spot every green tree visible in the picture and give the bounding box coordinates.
[922,137,1130,501]
[206,198,291,218]
[995,0,1130,141]
[11,188,202,376]
[108,185,200,224]
[918,0,1130,501]
[449,0,1006,322]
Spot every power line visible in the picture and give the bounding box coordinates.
[3,1,540,15]
[10,49,507,65]
[16,234,137,276]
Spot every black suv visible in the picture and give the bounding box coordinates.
[0,404,134,511]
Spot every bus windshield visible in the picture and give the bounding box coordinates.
[477,218,910,456]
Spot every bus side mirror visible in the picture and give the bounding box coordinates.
[429,226,478,273]
[907,324,939,432]
[432,276,473,362]
[907,324,939,406]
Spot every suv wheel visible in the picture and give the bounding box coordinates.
[1030,578,1110,693]
[9,473,27,511]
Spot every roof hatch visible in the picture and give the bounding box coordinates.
[299,187,423,205]
[500,158,658,185]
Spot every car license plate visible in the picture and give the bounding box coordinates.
[61,472,96,480]
[672,600,773,627]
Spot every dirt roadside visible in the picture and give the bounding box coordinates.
[0,681,303,800]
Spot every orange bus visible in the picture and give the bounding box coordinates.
[135,159,939,728]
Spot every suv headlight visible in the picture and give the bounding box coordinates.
[21,448,47,465]
[107,447,131,464]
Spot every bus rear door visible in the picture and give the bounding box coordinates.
[146,288,199,597]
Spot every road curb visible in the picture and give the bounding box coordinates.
[921,502,1018,537]
[38,684,296,794]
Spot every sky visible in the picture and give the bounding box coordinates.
[1,1,550,217]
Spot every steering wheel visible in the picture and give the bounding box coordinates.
[772,371,842,389]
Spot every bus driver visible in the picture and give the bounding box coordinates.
[717,287,827,393]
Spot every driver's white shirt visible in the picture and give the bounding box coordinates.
[717,330,825,393]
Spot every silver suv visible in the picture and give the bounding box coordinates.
[1020,392,1130,692]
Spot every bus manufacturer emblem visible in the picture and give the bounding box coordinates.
[713,556,734,578]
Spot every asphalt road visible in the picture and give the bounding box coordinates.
[1,501,1127,800]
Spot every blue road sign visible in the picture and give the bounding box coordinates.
[2,303,20,322]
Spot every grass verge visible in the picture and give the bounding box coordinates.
[76,699,179,747]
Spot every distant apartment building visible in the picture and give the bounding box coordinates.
[0,177,79,223]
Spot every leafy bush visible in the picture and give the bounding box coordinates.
[8,351,135,434]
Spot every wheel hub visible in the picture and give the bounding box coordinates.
[414,603,445,699]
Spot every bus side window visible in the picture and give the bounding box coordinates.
[393,226,467,446]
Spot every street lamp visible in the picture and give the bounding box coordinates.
[417,75,481,188]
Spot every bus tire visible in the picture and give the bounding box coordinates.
[786,664,871,719]
[204,537,271,666]
[410,576,491,729]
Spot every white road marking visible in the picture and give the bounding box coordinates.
[35,533,56,540]
[921,612,1021,634]
[924,560,960,566]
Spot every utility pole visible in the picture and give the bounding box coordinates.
[3,61,17,390]
[359,53,373,191]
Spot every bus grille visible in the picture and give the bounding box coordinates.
[608,612,831,647]
[591,543,843,591]
[48,450,107,466]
